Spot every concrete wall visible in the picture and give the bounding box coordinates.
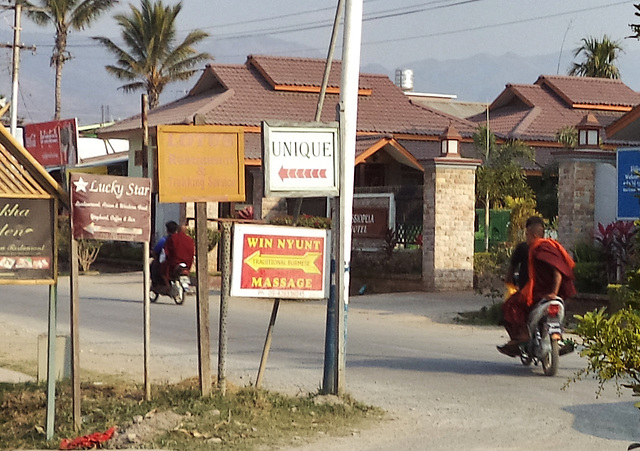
[595,162,617,228]
[557,151,616,251]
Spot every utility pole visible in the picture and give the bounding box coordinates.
[0,2,37,137]
[336,0,363,394]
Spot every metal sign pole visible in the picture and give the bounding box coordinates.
[336,0,363,394]
[143,241,151,401]
[70,237,81,430]
[196,202,211,396]
[45,283,57,440]
[218,221,232,395]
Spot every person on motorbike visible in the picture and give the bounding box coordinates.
[150,225,171,287]
[160,221,195,287]
[497,216,576,357]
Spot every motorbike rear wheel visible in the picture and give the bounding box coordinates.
[173,283,185,305]
[542,337,560,376]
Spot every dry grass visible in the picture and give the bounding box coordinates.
[0,378,382,450]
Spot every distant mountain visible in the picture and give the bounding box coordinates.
[364,49,640,104]
[3,27,640,126]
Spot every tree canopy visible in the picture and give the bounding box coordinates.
[20,0,118,120]
[568,35,623,79]
[473,125,535,210]
[92,0,211,109]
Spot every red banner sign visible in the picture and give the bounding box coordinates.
[231,224,329,299]
[23,118,78,168]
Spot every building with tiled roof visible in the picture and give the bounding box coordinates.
[100,55,482,231]
[100,55,479,161]
[468,75,640,171]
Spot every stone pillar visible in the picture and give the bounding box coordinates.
[423,157,481,291]
[556,150,615,251]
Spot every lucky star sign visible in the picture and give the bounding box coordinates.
[70,173,152,243]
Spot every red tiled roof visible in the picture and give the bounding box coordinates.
[247,55,351,90]
[536,75,640,108]
[99,56,478,155]
[469,75,639,144]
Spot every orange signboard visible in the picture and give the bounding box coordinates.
[231,224,329,299]
[156,125,245,203]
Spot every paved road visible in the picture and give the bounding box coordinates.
[1,272,638,450]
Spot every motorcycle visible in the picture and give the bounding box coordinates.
[518,296,566,376]
[150,263,192,305]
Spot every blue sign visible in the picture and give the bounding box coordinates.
[617,148,640,219]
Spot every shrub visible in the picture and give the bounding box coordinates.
[351,249,421,276]
[473,244,512,295]
[607,284,640,312]
[572,307,640,400]
[186,227,221,253]
[269,214,331,229]
[573,262,608,294]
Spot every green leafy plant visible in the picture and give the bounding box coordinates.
[571,307,640,402]
[269,214,331,229]
[595,221,637,283]
[383,228,398,260]
[186,227,221,252]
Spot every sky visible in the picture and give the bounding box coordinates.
[0,0,638,123]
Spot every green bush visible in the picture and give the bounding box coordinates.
[351,249,421,276]
[269,214,331,229]
[572,307,640,400]
[573,262,608,294]
[186,227,221,252]
[607,284,640,312]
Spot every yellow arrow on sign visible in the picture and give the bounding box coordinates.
[244,250,321,274]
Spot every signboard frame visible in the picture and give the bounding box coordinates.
[0,196,57,284]
[70,173,152,243]
[262,120,339,198]
[23,118,79,168]
[156,125,245,203]
[617,148,640,220]
[230,223,330,299]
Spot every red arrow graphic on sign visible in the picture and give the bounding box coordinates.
[279,166,327,181]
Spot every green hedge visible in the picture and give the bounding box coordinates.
[573,261,608,294]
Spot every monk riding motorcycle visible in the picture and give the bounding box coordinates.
[518,296,569,376]
[150,263,192,305]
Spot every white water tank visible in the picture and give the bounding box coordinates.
[395,69,414,92]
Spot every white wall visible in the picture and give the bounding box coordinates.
[595,162,617,228]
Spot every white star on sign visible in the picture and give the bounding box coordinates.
[73,177,88,192]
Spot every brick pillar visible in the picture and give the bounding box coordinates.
[423,157,481,291]
[556,150,615,251]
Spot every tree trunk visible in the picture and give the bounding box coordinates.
[484,191,490,252]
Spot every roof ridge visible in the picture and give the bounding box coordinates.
[511,106,542,139]
[191,88,235,122]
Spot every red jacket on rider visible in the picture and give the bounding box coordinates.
[161,230,195,283]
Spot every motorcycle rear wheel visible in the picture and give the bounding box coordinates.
[542,337,560,376]
[173,284,185,305]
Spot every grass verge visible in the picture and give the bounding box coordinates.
[1,378,382,450]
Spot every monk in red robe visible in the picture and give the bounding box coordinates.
[498,216,576,357]
[161,222,195,286]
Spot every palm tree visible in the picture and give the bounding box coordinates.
[92,0,211,109]
[473,125,535,251]
[568,35,623,79]
[20,0,118,120]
